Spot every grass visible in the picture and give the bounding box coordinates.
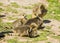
[46,42,51,43]
[0,20,13,32]
[8,16,18,20]
[33,35,47,41]
[32,2,41,7]
[54,16,60,21]
[26,14,32,19]
[22,2,41,9]
[0,2,3,6]
[22,6,33,9]
[40,30,52,36]
[5,6,18,14]
[5,6,13,12]
[0,18,5,32]
[59,26,60,29]
[0,0,60,43]
[52,35,60,40]
[47,0,60,14]
[10,2,20,8]
[44,0,60,21]
[32,30,51,41]
[24,29,54,42]
[11,9,18,14]
[4,22,13,29]
[7,39,21,43]
[0,8,4,12]
[45,26,52,30]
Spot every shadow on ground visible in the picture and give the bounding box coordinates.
[0,31,13,39]
[43,20,51,23]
